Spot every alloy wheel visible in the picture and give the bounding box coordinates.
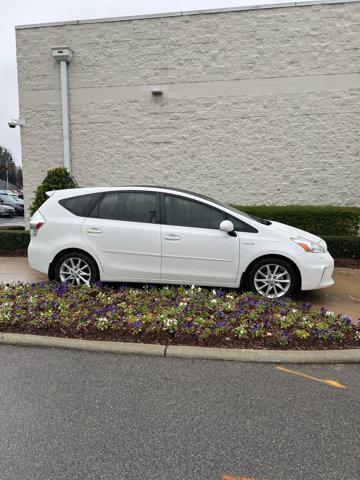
[59,257,92,285]
[253,263,291,298]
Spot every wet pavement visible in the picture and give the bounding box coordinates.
[0,346,359,480]
[0,257,359,319]
[298,267,360,320]
[0,216,24,227]
[0,257,47,284]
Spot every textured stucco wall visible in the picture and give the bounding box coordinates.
[16,2,360,215]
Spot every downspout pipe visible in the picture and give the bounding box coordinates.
[51,47,73,173]
[59,60,71,171]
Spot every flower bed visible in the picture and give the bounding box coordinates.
[0,283,359,350]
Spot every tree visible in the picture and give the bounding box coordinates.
[0,146,17,187]
[30,167,78,215]
[16,167,23,189]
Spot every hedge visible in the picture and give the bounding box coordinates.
[232,205,360,237]
[0,230,30,251]
[323,236,360,259]
[0,226,25,231]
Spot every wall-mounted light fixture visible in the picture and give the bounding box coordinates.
[151,87,163,96]
[7,118,25,129]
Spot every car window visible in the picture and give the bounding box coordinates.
[164,195,226,229]
[59,193,101,217]
[164,194,257,232]
[94,191,158,223]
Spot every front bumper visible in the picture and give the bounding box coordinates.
[0,209,15,217]
[299,251,334,291]
[15,208,24,216]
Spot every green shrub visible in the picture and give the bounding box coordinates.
[0,226,25,231]
[30,167,78,216]
[0,230,30,251]
[323,236,360,259]
[232,205,360,237]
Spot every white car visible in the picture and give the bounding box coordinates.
[28,186,334,298]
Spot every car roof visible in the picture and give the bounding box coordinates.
[48,185,217,202]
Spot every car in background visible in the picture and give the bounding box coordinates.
[0,194,24,216]
[0,201,15,217]
[0,190,20,196]
[28,186,334,298]
[10,195,24,207]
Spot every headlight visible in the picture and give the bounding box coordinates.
[291,237,326,253]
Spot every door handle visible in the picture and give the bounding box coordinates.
[163,234,181,241]
[86,227,103,234]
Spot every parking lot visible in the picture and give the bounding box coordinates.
[0,345,358,480]
[0,215,24,227]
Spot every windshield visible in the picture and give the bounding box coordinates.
[0,195,17,205]
[195,193,271,225]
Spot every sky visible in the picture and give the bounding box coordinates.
[0,0,296,166]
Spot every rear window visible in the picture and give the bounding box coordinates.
[59,193,101,217]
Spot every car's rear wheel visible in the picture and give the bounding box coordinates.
[247,257,298,299]
[54,251,99,285]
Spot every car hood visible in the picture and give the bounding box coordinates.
[269,221,322,243]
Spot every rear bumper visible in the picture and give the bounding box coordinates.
[28,239,53,275]
[300,252,334,291]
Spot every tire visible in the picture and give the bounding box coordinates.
[247,257,299,299]
[53,251,99,285]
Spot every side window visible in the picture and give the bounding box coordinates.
[94,191,158,223]
[59,193,101,217]
[228,215,255,232]
[164,195,226,229]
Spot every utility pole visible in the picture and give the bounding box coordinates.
[5,161,11,190]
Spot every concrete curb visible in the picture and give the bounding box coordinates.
[166,345,360,363]
[0,333,166,357]
[0,332,359,363]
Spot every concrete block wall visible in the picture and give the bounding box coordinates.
[16,1,360,214]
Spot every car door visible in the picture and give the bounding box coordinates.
[82,190,161,280]
[160,194,240,285]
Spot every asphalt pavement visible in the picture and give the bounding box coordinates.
[0,345,358,480]
[0,215,24,227]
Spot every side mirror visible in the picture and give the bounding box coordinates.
[220,220,235,233]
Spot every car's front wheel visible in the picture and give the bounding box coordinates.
[247,257,298,299]
[54,251,99,285]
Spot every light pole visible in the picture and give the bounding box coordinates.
[5,161,11,190]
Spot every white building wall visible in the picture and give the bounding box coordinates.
[16,1,360,212]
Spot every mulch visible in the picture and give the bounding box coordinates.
[334,258,360,269]
[0,249,27,257]
[1,324,359,350]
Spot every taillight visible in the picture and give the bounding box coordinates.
[30,211,46,236]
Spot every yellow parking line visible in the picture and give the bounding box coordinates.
[276,366,346,389]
